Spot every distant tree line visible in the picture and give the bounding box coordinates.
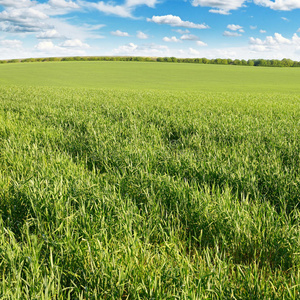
[1,56,300,67]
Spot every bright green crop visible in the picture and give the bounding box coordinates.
[1,61,300,93]
[0,62,300,299]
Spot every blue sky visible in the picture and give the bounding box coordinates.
[0,0,300,60]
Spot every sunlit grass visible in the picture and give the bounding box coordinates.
[0,85,300,299]
[1,61,300,93]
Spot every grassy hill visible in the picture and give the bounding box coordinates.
[1,61,300,93]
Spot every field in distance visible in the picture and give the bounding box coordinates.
[0,61,300,299]
[1,60,300,93]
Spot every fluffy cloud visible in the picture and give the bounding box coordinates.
[111,30,129,37]
[191,0,300,13]
[180,34,200,41]
[114,42,137,53]
[60,39,90,48]
[136,31,148,39]
[84,2,132,18]
[260,29,266,33]
[35,41,55,50]
[196,40,208,46]
[163,34,207,45]
[189,47,200,55]
[191,0,246,14]
[36,29,64,39]
[147,15,209,29]
[227,24,243,31]
[0,39,33,59]
[0,8,48,22]
[223,31,242,37]
[163,36,181,42]
[36,39,90,51]
[113,42,169,56]
[125,0,157,7]
[0,39,22,47]
[48,0,79,9]
[0,0,84,34]
[0,0,104,41]
[249,32,300,52]
[0,0,34,8]
[0,7,49,33]
[35,40,88,56]
[81,0,159,18]
[35,40,57,51]
[227,24,244,33]
[253,0,300,11]
[208,9,230,15]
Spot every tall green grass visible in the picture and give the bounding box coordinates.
[1,85,300,299]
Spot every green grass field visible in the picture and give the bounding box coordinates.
[0,62,300,299]
[1,61,300,93]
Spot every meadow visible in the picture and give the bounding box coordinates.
[0,61,300,299]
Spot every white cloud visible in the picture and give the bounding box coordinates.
[227,24,243,31]
[114,42,137,53]
[45,18,104,41]
[0,38,30,59]
[48,0,79,9]
[189,47,200,55]
[208,9,230,15]
[223,31,242,37]
[250,45,267,52]
[250,33,295,46]
[196,40,208,46]
[0,8,48,22]
[191,0,300,13]
[36,29,64,39]
[260,29,266,33]
[35,40,88,56]
[85,2,132,18]
[60,39,90,48]
[281,17,289,21]
[0,0,82,35]
[298,28,300,32]
[0,7,49,33]
[0,0,33,8]
[173,29,190,34]
[0,21,42,33]
[113,42,170,56]
[249,32,300,52]
[109,41,300,60]
[111,30,129,37]
[125,0,157,7]
[250,25,257,30]
[0,39,22,47]
[136,31,148,39]
[35,40,57,51]
[163,36,181,42]
[192,0,246,14]
[180,34,199,40]
[147,15,209,29]
[253,0,300,11]
[81,0,159,18]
